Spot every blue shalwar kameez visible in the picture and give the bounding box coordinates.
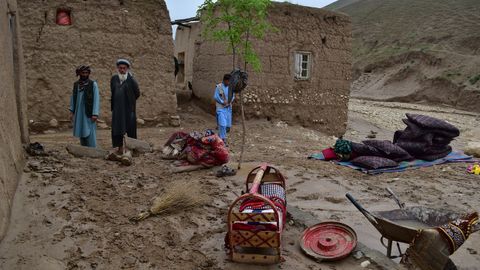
[213,83,233,141]
[69,81,100,147]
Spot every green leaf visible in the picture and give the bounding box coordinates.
[198,0,274,72]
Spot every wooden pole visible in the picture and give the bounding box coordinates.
[237,25,251,170]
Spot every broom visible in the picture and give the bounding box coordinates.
[130,181,207,222]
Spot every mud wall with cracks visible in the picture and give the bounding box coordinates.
[18,0,178,131]
[0,0,29,240]
[191,3,352,136]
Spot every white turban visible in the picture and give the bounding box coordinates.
[116,58,131,67]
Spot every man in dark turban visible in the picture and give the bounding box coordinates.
[69,65,100,147]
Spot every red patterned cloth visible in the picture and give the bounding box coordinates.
[164,130,229,167]
[186,134,229,167]
[437,212,479,254]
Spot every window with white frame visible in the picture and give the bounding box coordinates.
[294,52,311,80]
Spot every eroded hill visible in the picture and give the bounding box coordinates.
[327,0,480,112]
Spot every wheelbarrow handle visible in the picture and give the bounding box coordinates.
[386,187,405,209]
[346,193,378,225]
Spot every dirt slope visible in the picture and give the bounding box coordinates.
[326,0,480,112]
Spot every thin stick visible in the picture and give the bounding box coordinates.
[237,21,252,170]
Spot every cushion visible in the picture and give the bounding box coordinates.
[351,142,383,156]
[351,156,399,169]
[363,140,413,161]
[406,113,460,137]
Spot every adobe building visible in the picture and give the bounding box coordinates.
[173,17,201,90]
[18,0,178,130]
[0,0,29,240]
[174,3,352,136]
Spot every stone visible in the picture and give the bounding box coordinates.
[353,250,365,260]
[66,145,109,159]
[360,260,371,268]
[136,118,145,125]
[28,161,41,170]
[170,115,181,127]
[275,121,288,128]
[43,130,56,134]
[464,142,480,158]
[125,137,153,153]
[49,118,58,128]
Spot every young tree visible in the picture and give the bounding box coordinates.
[199,0,273,169]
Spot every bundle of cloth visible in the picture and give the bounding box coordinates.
[162,129,229,167]
[321,114,460,170]
[393,113,460,161]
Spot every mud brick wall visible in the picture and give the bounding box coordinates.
[0,0,29,240]
[192,3,352,136]
[18,0,177,130]
[174,22,202,90]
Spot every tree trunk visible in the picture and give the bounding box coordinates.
[237,91,247,169]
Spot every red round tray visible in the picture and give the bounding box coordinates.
[300,221,357,261]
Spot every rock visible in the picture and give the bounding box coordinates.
[360,260,371,268]
[136,118,145,125]
[353,250,365,260]
[467,248,477,255]
[43,130,56,134]
[28,161,41,170]
[97,122,108,129]
[275,121,288,128]
[66,144,109,159]
[170,115,181,127]
[49,119,58,127]
[125,137,153,153]
[464,142,480,158]
[123,256,136,266]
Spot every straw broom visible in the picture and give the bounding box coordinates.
[130,181,207,222]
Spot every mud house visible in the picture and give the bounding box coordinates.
[0,0,29,240]
[18,0,178,130]
[174,3,352,136]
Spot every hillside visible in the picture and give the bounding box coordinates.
[326,0,480,112]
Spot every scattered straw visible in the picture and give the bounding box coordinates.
[130,181,208,222]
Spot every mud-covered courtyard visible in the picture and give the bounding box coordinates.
[1,99,479,270]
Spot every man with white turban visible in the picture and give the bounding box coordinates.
[110,59,140,153]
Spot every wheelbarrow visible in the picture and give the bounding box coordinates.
[346,188,480,259]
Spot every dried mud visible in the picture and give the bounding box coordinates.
[1,100,479,270]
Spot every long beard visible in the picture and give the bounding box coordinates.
[119,73,128,82]
[79,76,89,81]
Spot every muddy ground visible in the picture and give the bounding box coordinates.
[1,99,480,270]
